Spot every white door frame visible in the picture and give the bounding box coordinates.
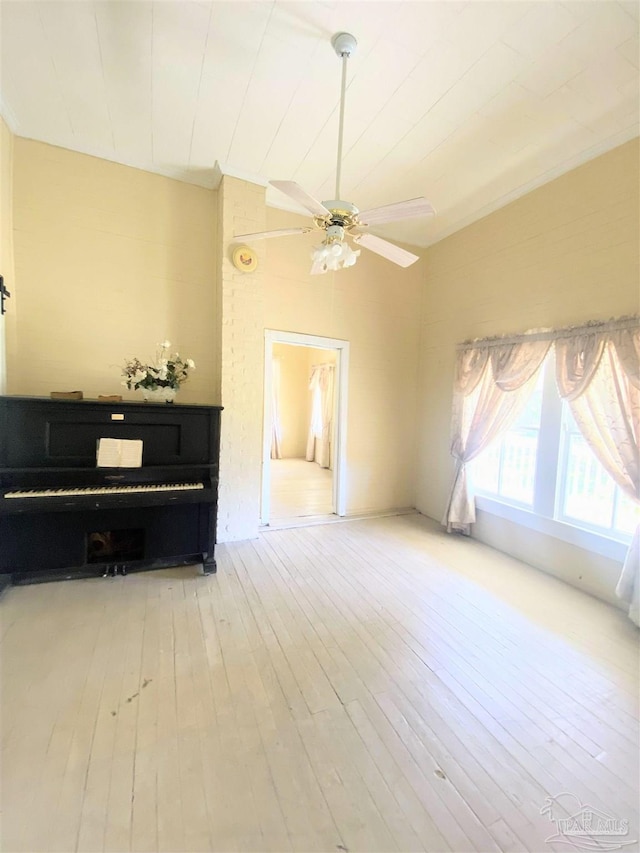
[262,330,349,525]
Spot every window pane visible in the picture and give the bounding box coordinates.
[472,442,500,493]
[562,432,615,527]
[496,373,543,505]
[470,369,543,505]
[311,386,323,437]
[499,430,538,504]
[615,490,640,536]
[516,378,544,429]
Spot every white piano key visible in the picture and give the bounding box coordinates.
[4,483,205,499]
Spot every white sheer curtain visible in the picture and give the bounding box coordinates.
[306,364,335,469]
[444,339,550,533]
[271,358,283,460]
[556,328,640,625]
[445,318,639,626]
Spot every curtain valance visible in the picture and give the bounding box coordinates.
[456,315,639,351]
[454,339,553,396]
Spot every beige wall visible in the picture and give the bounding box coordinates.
[265,207,424,514]
[307,346,337,368]
[272,343,338,459]
[417,138,640,603]
[273,343,309,458]
[0,117,15,393]
[9,139,218,403]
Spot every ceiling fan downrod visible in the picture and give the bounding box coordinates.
[331,32,357,201]
[232,29,432,272]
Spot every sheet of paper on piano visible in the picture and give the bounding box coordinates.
[96,438,143,468]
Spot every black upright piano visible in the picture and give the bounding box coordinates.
[0,395,222,587]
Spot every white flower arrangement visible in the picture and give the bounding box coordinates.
[121,341,195,392]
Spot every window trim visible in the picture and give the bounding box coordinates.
[475,494,629,563]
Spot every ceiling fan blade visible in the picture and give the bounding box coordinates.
[233,227,312,242]
[270,181,331,217]
[358,197,435,226]
[351,232,420,267]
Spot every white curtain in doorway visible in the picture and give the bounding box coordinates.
[307,364,335,469]
[271,358,283,459]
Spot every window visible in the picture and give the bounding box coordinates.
[557,407,639,538]
[471,354,638,544]
[310,382,323,438]
[472,370,543,507]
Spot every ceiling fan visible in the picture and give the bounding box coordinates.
[233,32,435,274]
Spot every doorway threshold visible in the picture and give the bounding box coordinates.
[260,507,417,532]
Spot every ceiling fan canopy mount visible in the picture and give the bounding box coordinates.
[331,32,358,59]
[233,32,435,273]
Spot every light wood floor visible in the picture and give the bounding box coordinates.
[1,514,638,853]
[270,458,333,522]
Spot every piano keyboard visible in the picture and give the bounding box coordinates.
[4,482,205,499]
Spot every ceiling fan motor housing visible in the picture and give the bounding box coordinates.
[315,199,360,233]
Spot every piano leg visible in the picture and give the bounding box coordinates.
[203,554,217,575]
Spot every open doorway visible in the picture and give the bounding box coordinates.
[262,331,349,526]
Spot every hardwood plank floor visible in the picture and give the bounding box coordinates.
[270,458,333,521]
[1,514,638,853]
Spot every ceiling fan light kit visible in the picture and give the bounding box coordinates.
[233,32,435,275]
[311,224,360,275]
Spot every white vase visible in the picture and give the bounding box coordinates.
[141,386,177,403]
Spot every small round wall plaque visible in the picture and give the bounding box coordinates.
[232,244,258,273]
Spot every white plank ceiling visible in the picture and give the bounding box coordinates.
[1,0,638,246]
